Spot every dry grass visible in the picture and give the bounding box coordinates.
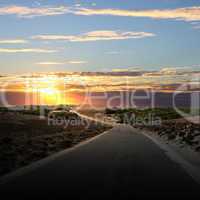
[0,112,112,176]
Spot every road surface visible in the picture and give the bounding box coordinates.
[1,125,199,198]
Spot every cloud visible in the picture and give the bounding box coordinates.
[75,4,81,7]
[0,39,28,44]
[160,67,195,73]
[0,5,70,18]
[1,5,200,22]
[32,30,155,42]
[159,67,178,75]
[144,67,195,77]
[73,6,200,22]
[0,48,57,53]
[68,60,87,64]
[37,60,87,65]
[37,62,65,65]
[112,67,143,72]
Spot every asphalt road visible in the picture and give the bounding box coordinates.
[1,125,199,198]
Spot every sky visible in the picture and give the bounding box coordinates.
[0,0,200,74]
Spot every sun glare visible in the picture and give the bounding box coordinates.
[38,87,65,105]
[40,87,59,95]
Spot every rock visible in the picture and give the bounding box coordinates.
[193,130,200,136]
[182,136,194,145]
[2,137,13,144]
[178,131,186,137]
[167,133,176,140]
[60,139,72,147]
[195,146,200,152]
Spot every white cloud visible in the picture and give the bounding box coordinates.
[75,4,81,7]
[0,48,57,53]
[68,60,87,64]
[112,67,143,72]
[37,60,87,65]
[144,67,195,77]
[33,30,155,42]
[0,3,200,21]
[37,62,65,65]
[0,5,200,22]
[0,5,70,18]
[73,6,200,22]
[0,39,28,44]
[159,67,178,75]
